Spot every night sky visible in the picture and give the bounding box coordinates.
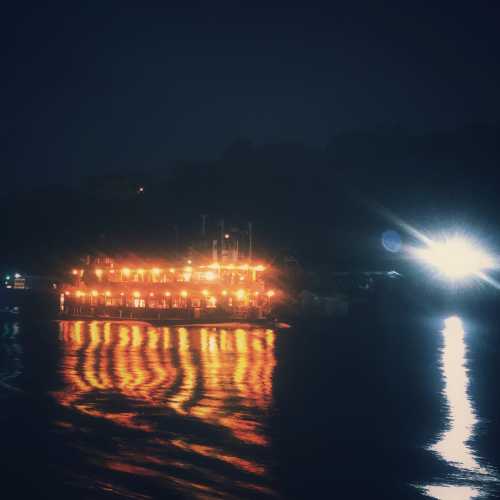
[2,2,499,192]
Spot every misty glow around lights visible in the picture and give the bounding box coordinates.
[374,203,500,289]
[63,260,277,312]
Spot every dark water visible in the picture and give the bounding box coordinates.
[2,310,500,499]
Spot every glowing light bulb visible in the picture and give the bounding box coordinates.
[414,236,494,280]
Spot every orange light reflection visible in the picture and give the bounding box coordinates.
[53,320,277,496]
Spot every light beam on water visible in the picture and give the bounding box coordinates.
[431,316,484,472]
[422,316,492,500]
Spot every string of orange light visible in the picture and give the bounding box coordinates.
[71,263,266,276]
[65,289,275,299]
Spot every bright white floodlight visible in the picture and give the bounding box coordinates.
[414,236,495,280]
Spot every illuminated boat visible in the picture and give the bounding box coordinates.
[60,258,280,323]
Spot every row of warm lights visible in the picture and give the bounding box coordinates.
[202,263,266,271]
[72,264,266,277]
[67,289,275,298]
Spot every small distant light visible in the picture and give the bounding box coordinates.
[105,291,111,297]
[236,289,246,299]
[91,290,98,297]
[169,268,176,273]
[202,289,209,296]
[187,259,192,265]
[14,273,21,279]
[224,233,230,239]
[137,186,144,194]
[221,290,228,296]
[149,292,154,297]
[5,275,10,280]
[133,291,141,298]
[165,291,171,297]
[267,290,275,298]
[71,269,78,275]
[180,290,188,298]
[65,291,70,296]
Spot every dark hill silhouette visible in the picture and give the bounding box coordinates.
[1,124,499,275]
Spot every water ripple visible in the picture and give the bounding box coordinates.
[53,320,277,499]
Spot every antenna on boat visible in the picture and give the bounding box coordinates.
[248,221,253,263]
[219,219,225,260]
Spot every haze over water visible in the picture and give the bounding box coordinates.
[2,312,500,499]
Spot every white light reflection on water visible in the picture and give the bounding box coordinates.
[425,484,482,500]
[431,316,484,472]
[422,316,493,500]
